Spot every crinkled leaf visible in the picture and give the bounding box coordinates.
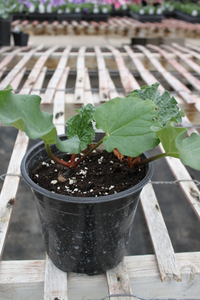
[126,83,185,127]
[66,104,96,151]
[93,96,160,157]
[155,121,187,158]
[55,135,81,154]
[176,132,200,170]
[127,82,160,102]
[0,87,57,144]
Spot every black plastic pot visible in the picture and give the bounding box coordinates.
[82,13,109,22]
[11,12,27,21]
[0,17,12,46]
[163,11,175,18]
[174,10,200,23]
[56,13,82,23]
[110,9,129,17]
[20,133,154,275]
[129,11,163,23]
[27,13,57,22]
[12,32,29,46]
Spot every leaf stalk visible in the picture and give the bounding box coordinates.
[133,152,168,168]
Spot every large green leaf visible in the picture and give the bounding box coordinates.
[66,104,96,151]
[93,96,160,157]
[154,121,187,158]
[176,132,200,170]
[127,83,185,127]
[0,87,57,144]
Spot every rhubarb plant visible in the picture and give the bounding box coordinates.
[0,83,200,171]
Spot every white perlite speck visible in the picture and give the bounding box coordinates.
[79,169,87,175]
[109,185,114,190]
[51,160,55,164]
[69,179,74,185]
[51,180,58,185]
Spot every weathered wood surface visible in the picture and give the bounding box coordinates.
[42,46,72,104]
[0,44,200,299]
[74,46,86,104]
[44,255,68,300]
[106,259,132,300]
[0,252,200,300]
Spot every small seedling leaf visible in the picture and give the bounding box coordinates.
[66,104,96,151]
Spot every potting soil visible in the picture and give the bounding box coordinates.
[32,150,147,197]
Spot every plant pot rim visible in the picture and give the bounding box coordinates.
[21,136,154,205]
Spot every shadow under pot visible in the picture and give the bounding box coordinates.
[20,133,154,276]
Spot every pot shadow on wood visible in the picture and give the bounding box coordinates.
[1,126,200,261]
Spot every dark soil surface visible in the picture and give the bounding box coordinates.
[32,150,147,197]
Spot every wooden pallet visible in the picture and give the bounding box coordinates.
[11,16,200,39]
[0,44,200,300]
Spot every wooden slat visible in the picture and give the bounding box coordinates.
[53,67,70,134]
[136,45,197,105]
[31,66,47,95]
[0,46,13,55]
[162,44,200,75]
[106,259,132,300]
[106,45,140,93]
[148,44,200,93]
[44,69,71,298]
[74,46,86,104]
[10,67,27,91]
[106,69,119,99]
[1,252,200,299]
[0,46,29,70]
[42,46,72,104]
[0,67,7,82]
[140,183,182,282]
[0,44,44,89]
[175,43,200,60]
[84,67,94,105]
[0,131,29,260]
[0,260,45,300]
[95,46,109,102]
[124,45,163,93]
[44,255,68,300]
[20,45,59,95]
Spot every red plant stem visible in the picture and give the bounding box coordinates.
[73,137,105,168]
[45,143,70,167]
